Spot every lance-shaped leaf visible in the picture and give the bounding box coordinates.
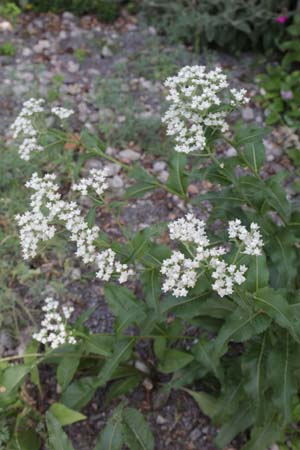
[243,254,269,293]
[242,411,283,450]
[94,404,125,450]
[104,285,146,333]
[192,337,222,380]
[214,307,271,357]
[158,349,194,373]
[216,402,253,448]
[241,141,265,174]
[242,334,268,419]
[96,339,134,387]
[268,332,298,424]
[122,407,155,450]
[57,353,81,391]
[252,288,299,341]
[184,388,218,418]
[46,411,75,450]
[49,403,86,426]
[61,376,97,410]
[166,153,188,197]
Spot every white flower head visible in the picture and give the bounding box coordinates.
[162,65,249,154]
[51,106,74,120]
[33,297,76,349]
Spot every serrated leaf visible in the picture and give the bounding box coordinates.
[268,333,297,424]
[94,406,124,450]
[122,407,154,450]
[216,403,253,448]
[252,288,298,341]
[97,339,134,387]
[242,335,267,419]
[215,308,271,357]
[242,413,283,450]
[193,338,221,379]
[242,141,265,173]
[166,153,187,197]
[141,268,161,311]
[49,403,86,426]
[104,285,146,333]
[46,412,75,450]
[158,349,194,373]
[244,254,269,293]
[83,334,114,356]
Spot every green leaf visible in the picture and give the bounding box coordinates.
[158,349,194,374]
[242,413,283,450]
[268,333,297,423]
[61,376,96,410]
[105,374,142,405]
[235,123,269,146]
[83,334,114,357]
[57,355,80,391]
[244,254,269,293]
[46,412,75,450]
[97,339,134,387]
[0,365,29,397]
[241,141,265,173]
[252,288,298,341]
[193,338,221,380]
[122,407,155,450]
[215,307,271,357]
[104,285,146,333]
[184,389,217,418]
[125,164,159,198]
[242,335,267,418]
[141,268,161,311]
[49,403,86,426]
[94,405,124,450]
[166,153,187,197]
[12,429,40,450]
[216,403,253,448]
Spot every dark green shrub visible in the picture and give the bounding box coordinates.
[139,0,294,53]
[19,0,121,22]
[257,15,300,126]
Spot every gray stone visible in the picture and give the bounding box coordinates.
[119,149,140,161]
[105,163,121,176]
[190,428,202,441]
[62,11,75,21]
[101,45,113,57]
[242,106,254,121]
[22,48,32,57]
[33,39,50,53]
[156,415,168,425]
[84,159,103,171]
[109,175,124,189]
[153,161,167,172]
[67,61,80,73]
[158,170,169,183]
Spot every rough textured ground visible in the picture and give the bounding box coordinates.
[1,9,298,450]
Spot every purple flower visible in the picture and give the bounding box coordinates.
[281,90,293,100]
[276,15,288,24]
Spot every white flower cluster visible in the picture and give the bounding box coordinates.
[228,219,263,256]
[51,106,74,119]
[10,98,45,160]
[96,249,134,284]
[161,214,263,298]
[16,172,132,284]
[15,173,60,259]
[72,168,109,197]
[162,66,249,154]
[11,100,75,160]
[33,297,76,349]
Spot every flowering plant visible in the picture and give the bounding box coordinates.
[1,65,300,450]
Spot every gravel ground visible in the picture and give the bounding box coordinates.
[1,9,298,450]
